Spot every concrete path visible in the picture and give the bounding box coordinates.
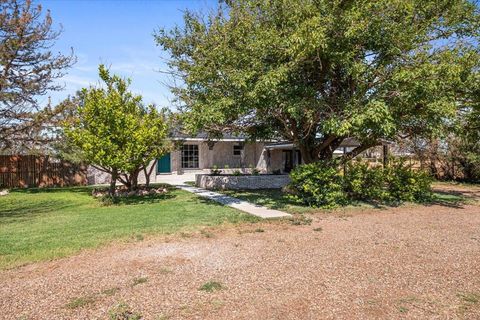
[155,173,291,218]
[177,184,291,219]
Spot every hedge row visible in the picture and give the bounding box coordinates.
[287,159,433,208]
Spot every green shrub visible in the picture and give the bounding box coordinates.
[384,159,433,202]
[210,165,222,176]
[288,161,346,208]
[343,161,386,201]
[100,195,118,206]
[288,159,432,207]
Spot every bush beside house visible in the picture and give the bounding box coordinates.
[288,159,433,208]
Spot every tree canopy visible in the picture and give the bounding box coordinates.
[64,65,170,193]
[0,0,75,151]
[155,0,480,163]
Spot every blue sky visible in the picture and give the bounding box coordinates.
[39,0,217,108]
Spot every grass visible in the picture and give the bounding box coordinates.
[457,292,480,314]
[108,303,142,320]
[0,186,259,270]
[221,182,470,215]
[199,281,224,292]
[132,277,148,286]
[458,292,480,304]
[65,295,96,309]
[102,287,120,296]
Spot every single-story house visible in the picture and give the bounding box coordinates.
[86,132,363,185]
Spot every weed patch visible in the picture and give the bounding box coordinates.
[65,295,96,309]
[132,277,148,286]
[102,287,120,296]
[200,230,214,238]
[199,281,224,293]
[290,215,313,225]
[109,303,142,320]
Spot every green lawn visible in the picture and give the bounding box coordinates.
[0,186,258,270]
[221,184,469,215]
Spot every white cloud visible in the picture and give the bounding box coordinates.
[61,74,96,88]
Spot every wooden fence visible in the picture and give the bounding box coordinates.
[0,155,87,188]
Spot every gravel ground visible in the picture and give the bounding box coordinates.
[1,184,480,320]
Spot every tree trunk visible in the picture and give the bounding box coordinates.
[144,160,157,188]
[125,169,140,191]
[143,167,150,187]
[131,173,138,191]
[298,144,319,164]
[109,170,118,196]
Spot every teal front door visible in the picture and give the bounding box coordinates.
[157,153,171,173]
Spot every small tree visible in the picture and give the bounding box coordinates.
[65,65,170,195]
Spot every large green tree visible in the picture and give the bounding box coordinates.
[455,69,480,180]
[65,65,170,194]
[155,0,479,163]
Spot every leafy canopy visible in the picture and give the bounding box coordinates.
[64,65,170,188]
[156,0,480,163]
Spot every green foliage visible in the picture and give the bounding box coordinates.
[456,86,480,181]
[344,161,386,201]
[65,295,96,309]
[156,0,480,162]
[288,160,432,207]
[288,161,347,208]
[64,65,170,190]
[210,165,222,176]
[384,159,433,202]
[199,281,224,292]
[108,303,142,320]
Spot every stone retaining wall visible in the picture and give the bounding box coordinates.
[195,174,290,190]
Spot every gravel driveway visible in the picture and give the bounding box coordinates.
[1,184,480,320]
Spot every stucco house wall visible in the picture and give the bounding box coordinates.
[166,141,271,174]
[88,140,278,185]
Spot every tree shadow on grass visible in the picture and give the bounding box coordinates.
[221,189,293,210]
[221,188,475,213]
[0,199,76,220]
[422,190,474,209]
[10,186,93,196]
[106,193,177,206]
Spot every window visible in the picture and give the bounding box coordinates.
[233,145,243,156]
[181,144,199,168]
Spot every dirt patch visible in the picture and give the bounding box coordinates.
[1,184,480,319]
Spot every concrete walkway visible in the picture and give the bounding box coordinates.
[155,173,291,219]
[177,184,291,219]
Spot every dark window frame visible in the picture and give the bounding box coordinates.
[233,145,243,156]
[181,144,199,169]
